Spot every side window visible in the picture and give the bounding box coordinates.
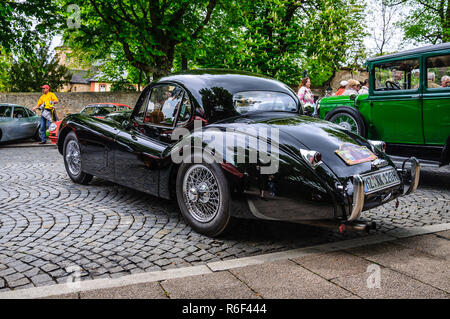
[0,105,12,117]
[144,85,183,127]
[13,107,28,118]
[176,94,192,126]
[374,59,420,91]
[25,108,35,117]
[134,86,152,123]
[426,55,450,89]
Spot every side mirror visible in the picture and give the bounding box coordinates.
[350,93,357,101]
[122,120,131,130]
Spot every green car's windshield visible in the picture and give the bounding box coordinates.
[0,105,13,118]
[233,91,297,114]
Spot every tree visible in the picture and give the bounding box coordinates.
[57,0,222,80]
[7,45,72,92]
[0,48,12,91]
[189,0,366,87]
[366,0,403,55]
[0,0,60,54]
[387,0,450,44]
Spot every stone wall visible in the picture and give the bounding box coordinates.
[0,92,141,119]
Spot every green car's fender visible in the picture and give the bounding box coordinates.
[318,94,369,137]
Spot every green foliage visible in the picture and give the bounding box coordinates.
[0,48,12,92]
[184,0,366,87]
[387,0,449,44]
[7,45,72,92]
[0,0,60,54]
[57,0,222,79]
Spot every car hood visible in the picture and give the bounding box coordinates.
[213,112,391,179]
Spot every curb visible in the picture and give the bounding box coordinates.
[1,222,449,299]
[0,143,57,148]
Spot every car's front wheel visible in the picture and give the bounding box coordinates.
[326,108,366,137]
[63,131,93,185]
[176,159,231,237]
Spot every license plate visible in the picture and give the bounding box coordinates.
[362,168,401,194]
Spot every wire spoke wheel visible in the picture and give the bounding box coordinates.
[332,113,359,134]
[182,164,221,223]
[65,140,81,176]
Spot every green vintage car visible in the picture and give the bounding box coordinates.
[318,43,450,166]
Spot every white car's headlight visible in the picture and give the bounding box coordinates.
[48,123,57,132]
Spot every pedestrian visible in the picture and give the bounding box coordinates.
[441,75,450,87]
[297,77,316,116]
[341,79,360,96]
[358,79,369,94]
[334,81,347,96]
[33,84,58,144]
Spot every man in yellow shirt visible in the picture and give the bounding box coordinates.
[33,84,59,144]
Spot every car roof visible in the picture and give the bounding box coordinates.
[367,43,450,62]
[157,69,299,112]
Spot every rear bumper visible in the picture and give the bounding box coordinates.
[348,157,420,222]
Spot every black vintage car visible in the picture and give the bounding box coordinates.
[57,70,420,236]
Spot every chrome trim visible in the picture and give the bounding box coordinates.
[299,149,322,169]
[368,140,386,153]
[404,157,420,195]
[348,175,365,222]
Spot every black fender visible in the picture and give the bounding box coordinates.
[163,125,344,221]
[324,106,367,138]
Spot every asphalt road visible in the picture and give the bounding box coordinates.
[0,146,449,291]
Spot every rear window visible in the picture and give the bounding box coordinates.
[233,91,297,114]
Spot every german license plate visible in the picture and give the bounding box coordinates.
[362,168,401,194]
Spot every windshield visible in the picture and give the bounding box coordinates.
[81,105,117,116]
[233,91,297,114]
[0,105,13,118]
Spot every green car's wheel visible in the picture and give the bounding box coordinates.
[325,108,366,137]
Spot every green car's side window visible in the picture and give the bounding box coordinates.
[426,55,450,89]
[374,59,420,91]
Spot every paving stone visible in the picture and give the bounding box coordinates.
[332,267,448,299]
[0,147,449,292]
[230,259,353,299]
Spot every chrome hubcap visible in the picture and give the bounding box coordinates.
[66,140,81,176]
[183,165,221,223]
[333,114,358,134]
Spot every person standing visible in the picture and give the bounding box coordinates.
[334,81,347,96]
[33,85,58,144]
[297,77,316,116]
[358,79,369,94]
[341,79,360,96]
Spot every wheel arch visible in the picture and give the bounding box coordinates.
[57,126,75,155]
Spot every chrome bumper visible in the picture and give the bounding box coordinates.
[348,157,420,222]
[401,157,420,195]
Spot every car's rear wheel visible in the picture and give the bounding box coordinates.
[176,158,231,237]
[326,108,366,137]
[63,131,93,185]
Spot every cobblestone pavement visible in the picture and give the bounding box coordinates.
[0,147,449,291]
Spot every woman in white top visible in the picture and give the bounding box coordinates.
[297,77,316,116]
